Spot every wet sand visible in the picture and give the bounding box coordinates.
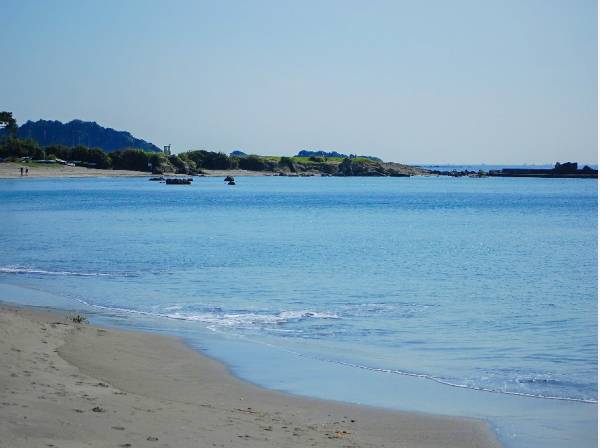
[0,304,501,447]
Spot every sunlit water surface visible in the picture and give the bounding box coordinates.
[0,176,596,447]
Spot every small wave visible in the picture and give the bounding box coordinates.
[515,377,562,385]
[278,310,339,320]
[67,298,595,404]
[292,355,598,404]
[234,337,597,404]
[0,266,136,278]
[166,309,339,327]
[73,298,338,330]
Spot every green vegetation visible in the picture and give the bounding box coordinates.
[179,150,237,170]
[0,138,414,176]
[253,155,280,162]
[0,112,18,137]
[349,157,377,163]
[290,156,344,163]
[0,110,422,177]
[0,137,45,159]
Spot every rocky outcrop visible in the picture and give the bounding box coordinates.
[337,158,386,176]
[335,159,427,177]
[427,169,486,177]
[270,157,426,177]
[297,150,382,162]
[165,178,193,185]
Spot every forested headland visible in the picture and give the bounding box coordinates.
[0,112,424,176]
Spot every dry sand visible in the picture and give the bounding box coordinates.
[0,162,271,179]
[0,162,149,178]
[0,304,501,448]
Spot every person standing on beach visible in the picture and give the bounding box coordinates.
[20,167,23,176]
[25,167,28,176]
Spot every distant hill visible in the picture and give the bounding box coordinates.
[297,150,382,162]
[3,119,161,152]
[230,150,248,157]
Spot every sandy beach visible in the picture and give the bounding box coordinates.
[0,162,272,179]
[0,304,500,448]
[0,162,150,179]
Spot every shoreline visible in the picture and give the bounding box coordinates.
[2,162,597,181]
[0,162,273,178]
[0,302,501,448]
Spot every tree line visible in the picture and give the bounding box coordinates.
[0,134,291,174]
[0,111,341,174]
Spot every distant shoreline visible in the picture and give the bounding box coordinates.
[0,162,272,179]
[1,161,597,180]
[0,161,424,179]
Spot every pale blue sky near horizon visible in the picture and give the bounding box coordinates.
[1,0,597,164]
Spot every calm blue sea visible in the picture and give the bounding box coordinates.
[0,176,597,447]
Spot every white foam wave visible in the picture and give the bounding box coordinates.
[68,298,595,404]
[278,310,339,320]
[291,353,598,404]
[0,266,113,277]
[73,298,338,330]
[233,337,598,404]
[166,309,339,327]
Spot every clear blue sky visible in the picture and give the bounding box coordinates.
[1,0,597,164]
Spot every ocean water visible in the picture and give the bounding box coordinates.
[420,163,556,171]
[0,176,597,447]
[419,163,598,171]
